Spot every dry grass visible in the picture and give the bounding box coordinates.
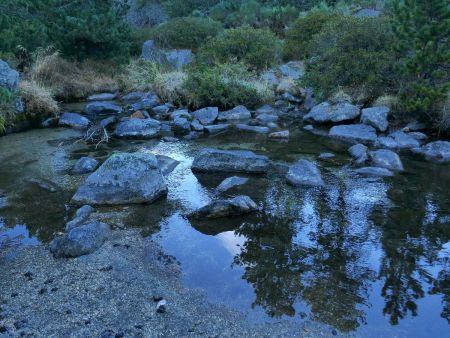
[373,95,400,110]
[119,59,160,92]
[20,80,59,117]
[153,71,188,105]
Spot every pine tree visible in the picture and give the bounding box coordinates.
[392,0,450,122]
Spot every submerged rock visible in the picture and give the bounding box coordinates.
[360,106,389,132]
[192,149,269,173]
[355,167,394,177]
[286,160,324,187]
[411,141,450,164]
[216,176,249,193]
[71,157,99,175]
[218,105,251,121]
[59,112,91,129]
[369,149,404,172]
[189,195,258,219]
[236,124,270,134]
[72,152,167,205]
[84,101,123,116]
[192,107,218,125]
[50,221,110,258]
[204,124,230,135]
[329,124,378,143]
[114,118,161,139]
[304,101,360,124]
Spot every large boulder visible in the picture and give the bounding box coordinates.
[141,40,193,69]
[84,101,123,116]
[329,124,378,143]
[218,106,251,121]
[279,61,305,80]
[72,152,167,205]
[59,112,91,129]
[369,149,404,171]
[50,221,110,258]
[71,157,99,175]
[286,159,324,187]
[411,141,450,164]
[0,60,19,92]
[304,101,360,124]
[192,148,269,173]
[189,195,257,219]
[360,106,389,132]
[192,107,218,125]
[378,131,420,149]
[114,118,161,139]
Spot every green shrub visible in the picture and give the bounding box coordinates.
[161,0,221,17]
[145,17,223,50]
[283,10,340,60]
[303,16,397,101]
[200,26,282,71]
[183,63,271,109]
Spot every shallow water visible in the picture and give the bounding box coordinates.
[0,125,449,338]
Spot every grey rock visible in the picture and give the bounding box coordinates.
[27,178,60,193]
[171,109,191,120]
[204,124,230,135]
[50,221,110,258]
[72,152,167,205]
[408,132,428,141]
[360,106,389,132]
[0,59,19,91]
[304,102,360,124]
[329,124,378,143]
[59,112,91,129]
[256,113,278,124]
[173,117,191,135]
[286,160,324,187]
[218,106,251,121]
[121,91,146,103]
[152,104,172,116]
[411,141,450,163]
[190,119,204,132]
[156,299,167,314]
[160,123,172,132]
[348,144,368,159]
[87,93,117,101]
[65,205,95,231]
[114,118,161,139]
[355,167,394,177]
[281,92,302,103]
[41,117,59,128]
[164,49,193,70]
[236,124,270,134]
[268,130,289,139]
[99,116,118,129]
[216,176,249,193]
[183,131,202,140]
[267,122,279,129]
[192,107,218,125]
[303,124,314,131]
[279,61,304,80]
[189,195,258,219]
[84,101,123,116]
[71,157,99,175]
[369,149,404,171]
[156,155,180,176]
[141,40,168,64]
[131,95,160,111]
[255,105,277,116]
[141,40,193,69]
[162,136,179,142]
[192,148,270,173]
[404,121,427,132]
[260,70,279,88]
[378,131,420,149]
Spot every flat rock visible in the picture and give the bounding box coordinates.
[360,106,389,132]
[286,160,324,187]
[304,102,360,124]
[369,149,404,171]
[114,118,161,139]
[87,93,117,101]
[216,176,249,193]
[204,124,230,135]
[378,131,420,149]
[50,221,110,258]
[72,152,167,205]
[59,112,91,129]
[156,155,180,176]
[236,124,270,134]
[192,107,218,125]
[131,95,160,111]
[218,106,251,121]
[84,101,123,115]
[189,195,257,219]
[411,141,450,163]
[71,157,99,175]
[329,124,378,143]
[355,167,394,177]
[192,149,269,173]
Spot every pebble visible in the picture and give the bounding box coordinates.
[156,299,167,313]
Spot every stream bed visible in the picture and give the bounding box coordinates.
[0,124,449,338]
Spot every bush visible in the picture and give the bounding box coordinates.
[183,63,272,109]
[154,71,189,106]
[19,80,59,117]
[119,59,163,92]
[145,17,223,50]
[200,26,282,71]
[303,16,397,101]
[0,87,15,132]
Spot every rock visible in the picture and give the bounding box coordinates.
[121,91,146,103]
[236,124,270,134]
[27,178,60,193]
[131,95,160,111]
[304,101,360,124]
[378,131,420,149]
[348,144,368,164]
[41,117,59,128]
[369,149,404,171]
[72,152,167,205]
[171,109,191,120]
[281,92,302,103]
[0,59,19,91]
[286,160,324,187]
[87,93,117,101]
[408,132,428,141]
[130,111,147,119]
[141,40,193,69]
[50,221,110,258]
[192,107,218,125]
[172,117,191,135]
[353,8,382,17]
[218,106,251,121]
[303,124,314,131]
[59,112,91,129]
[279,61,304,80]
[71,157,99,175]
[355,167,394,177]
[164,49,193,70]
[160,123,172,132]
[255,105,277,116]
[319,152,335,159]
[189,195,258,219]
[216,176,249,193]
[162,136,178,142]
[156,299,167,314]
[256,113,278,124]
[152,104,172,116]
[268,130,289,139]
[404,121,427,132]
[267,122,279,129]
[411,141,450,163]
[190,119,204,132]
[65,205,95,231]
[329,124,378,143]
[183,131,202,140]
[192,148,269,173]
[114,118,161,139]
[100,116,118,129]
[141,40,168,64]
[276,79,298,95]
[360,106,389,132]
[156,155,180,176]
[204,124,230,135]
[84,101,123,116]
[260,70,279,88]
